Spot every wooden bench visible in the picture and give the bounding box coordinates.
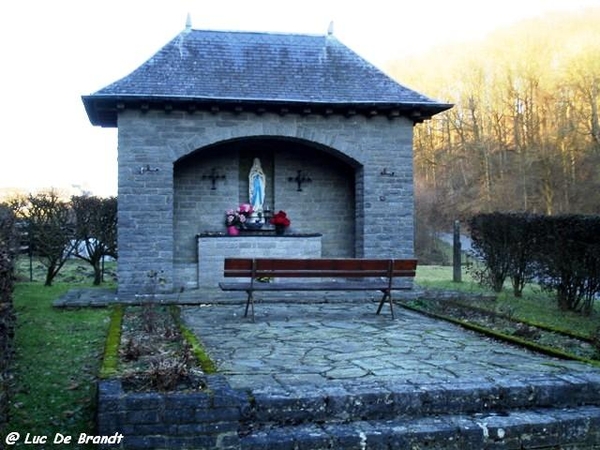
[219,258,418,321]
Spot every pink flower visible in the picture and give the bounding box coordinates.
[238,203,253,214]
[225,203,255,228]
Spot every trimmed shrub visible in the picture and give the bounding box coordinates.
[0,205,17,433]
[468,213,513,292]
[469,212,600,314]
[536,215,600,315]
[505,214,540,297]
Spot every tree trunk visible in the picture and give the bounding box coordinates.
[93,262,102,286]
[45,266,54,287]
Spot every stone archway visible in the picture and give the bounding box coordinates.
[173,136,360,289]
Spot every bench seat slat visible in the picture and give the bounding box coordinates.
[224,270,416,278]
[219,280,414,291]
[224,258,416,272]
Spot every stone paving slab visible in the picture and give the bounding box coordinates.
[52,286,492,308]
[180,300,600,396]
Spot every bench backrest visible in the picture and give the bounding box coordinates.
[223,258,417,279]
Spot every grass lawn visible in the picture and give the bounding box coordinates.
[8,283,111,447]
[3,261,599,445]
[6,257,114,448]
[416,265,600,337]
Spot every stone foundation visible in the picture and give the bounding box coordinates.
[196,233,322,288]
[97,374,600,449]
[96,376,245,450]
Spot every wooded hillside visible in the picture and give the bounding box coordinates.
[389,8,600,230]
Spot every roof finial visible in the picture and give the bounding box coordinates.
[327,21,334,36]
[185,12,192,31]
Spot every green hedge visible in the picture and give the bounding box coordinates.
[537,215,600,314]
[0,205,17,433]
[469,213,600,314]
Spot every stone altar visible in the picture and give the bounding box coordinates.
[197,233,322,288]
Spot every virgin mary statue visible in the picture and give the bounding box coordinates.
[249,158,266,214]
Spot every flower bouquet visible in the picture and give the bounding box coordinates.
[270,210,291,235]
[225,204,253,235]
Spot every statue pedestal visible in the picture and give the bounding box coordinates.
[196,233,322,288]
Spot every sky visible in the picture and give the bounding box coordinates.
[1,0,598,197]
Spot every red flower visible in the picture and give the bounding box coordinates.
[270,210,291,227]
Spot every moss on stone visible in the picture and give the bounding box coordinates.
[100,305,123,378]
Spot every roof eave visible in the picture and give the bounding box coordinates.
[82,95,453,128]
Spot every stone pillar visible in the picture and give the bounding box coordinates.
[356,117,415,259]
[117,112,175,297]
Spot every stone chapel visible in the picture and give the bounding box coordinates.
[82,25,451,297]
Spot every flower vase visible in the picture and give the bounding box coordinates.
[275,225,285,236]
[227,226,240,236]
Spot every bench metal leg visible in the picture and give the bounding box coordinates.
[244,290,255,322]
[376,290,395,319]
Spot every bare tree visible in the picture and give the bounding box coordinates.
[27,191,76,286]
[390,9,600,221]
[71,195,117,285]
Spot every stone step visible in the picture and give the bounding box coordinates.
[245,373,600,428]
[240,405,600,450]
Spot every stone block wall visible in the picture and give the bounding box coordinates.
[116,109,414,296]
[197,234,322,288]
[272,148,355,258]
[174,148,241,290]
[97,374,600,449]
[96,376,245,450]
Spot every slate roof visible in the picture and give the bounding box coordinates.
[82,29,451,127]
